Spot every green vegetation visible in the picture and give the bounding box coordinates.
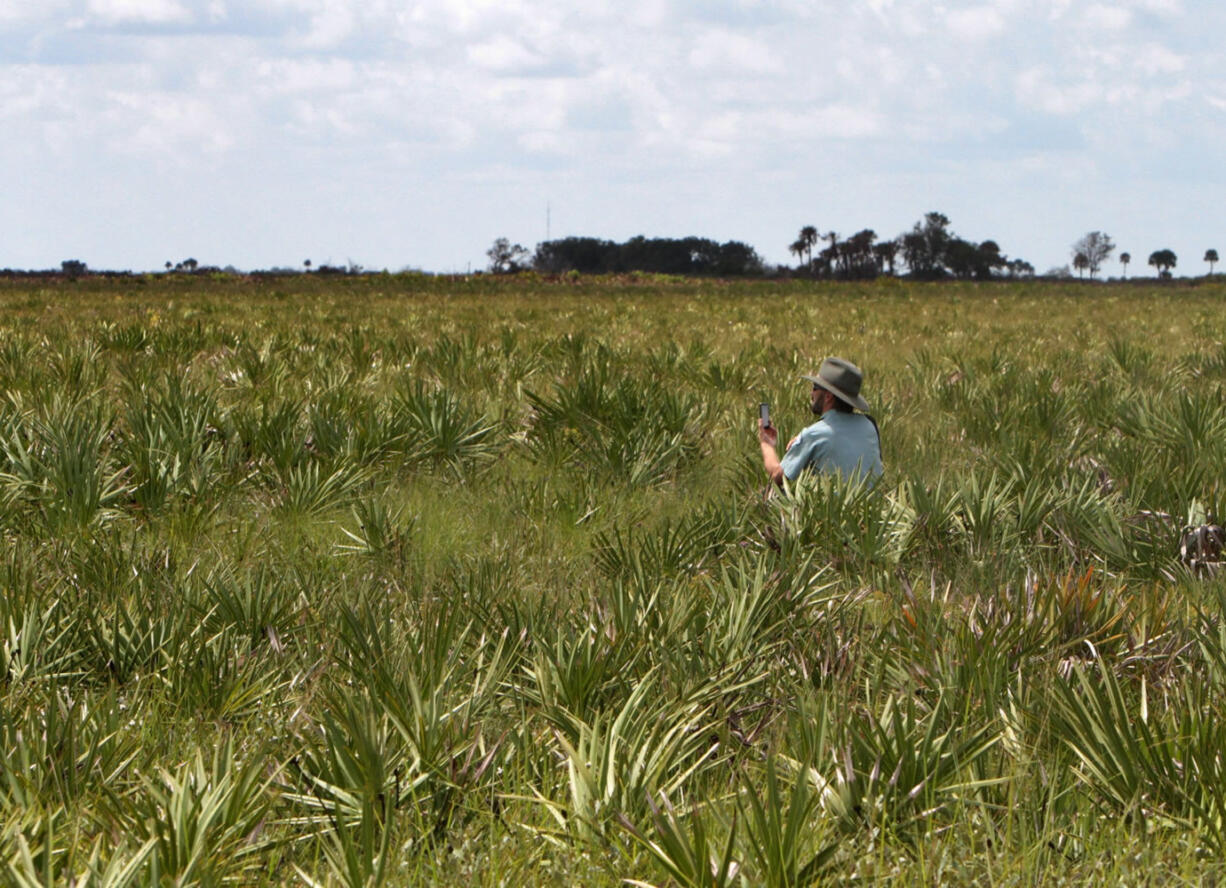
[2,273,1226,885]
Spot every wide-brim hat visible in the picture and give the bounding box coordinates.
[801,357,870,412]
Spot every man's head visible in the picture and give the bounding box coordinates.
[802,357,870,415]
[809,384,844,415]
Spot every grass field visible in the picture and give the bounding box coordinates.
[3,272,1226,885]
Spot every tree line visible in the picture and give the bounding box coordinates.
[15,214,1220,281]
[785,212,1036,281]
[493,212,1037,280]
[490,212,1220,282]
[492,235,765,277]
[1068,231,1218,281]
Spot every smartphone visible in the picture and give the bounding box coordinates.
[759,402,771,429]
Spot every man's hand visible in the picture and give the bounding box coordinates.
[758,420,784,487]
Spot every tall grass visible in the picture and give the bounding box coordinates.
[0,274,1225,884]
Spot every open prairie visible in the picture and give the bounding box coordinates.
[3,273,1226,885]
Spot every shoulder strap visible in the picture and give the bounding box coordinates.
[862,413,883,464]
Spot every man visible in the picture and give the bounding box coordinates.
[758,357,883,488]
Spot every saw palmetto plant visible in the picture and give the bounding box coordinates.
[2,274,1226,884]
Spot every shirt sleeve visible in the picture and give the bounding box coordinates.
[780,424,826,481]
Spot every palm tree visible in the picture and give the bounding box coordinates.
[873,239,900,276]
[1205,249,1219,276]
[799,226,818,268]
[788,239,806,271]
[1073,252,1089,279]
[1119,252,1130,279]
[1148,249,1177,278]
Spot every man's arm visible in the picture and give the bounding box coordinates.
[758,420,785,487]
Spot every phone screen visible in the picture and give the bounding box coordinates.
[759,402,770,427]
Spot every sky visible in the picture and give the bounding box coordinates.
[2,0,1224,275]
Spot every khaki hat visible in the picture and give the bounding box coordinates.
[801,357,870,412]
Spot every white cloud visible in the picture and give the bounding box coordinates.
[254,58,356,94]
[0,65,69,121]
[286,97,356,136]
[1084,4,1131,30]
[0,1,64,22]
[517,129,568,155]
[298,1,355,48]
[1045,0,1076,21]
[623,0,672,29]
[401,0,540,34]
[688,29,782,75]
[863,0,894,21]
[1134,43,1185,75]
[1,0,1224,272]
[945,6,1005,41]
[86,0,192,24]
[802,104,883,140]
[1016,67,1101,115]
[105,89,235,154]
[467,35,549,74]
[1130,0,1182,16]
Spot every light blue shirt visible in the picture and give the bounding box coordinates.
[780,411,883,483]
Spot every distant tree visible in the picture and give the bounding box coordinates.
[304,259,312,272]
[622,235,698,274]
[1205,249,1219,275]
[1148,249,1177,278]
[534,237,618,274]
[533,235,761,276]
[182,258,198,272]
[975,239,1005,277]
[1072,252,1089,279]
[788,238,807,271]
[487,238,529,274]
[935,237,1006,281]
[900,231,925,277]
[713,240,765,276]
[872,239,899,276]
[810,246,832,277]
[831,229,877,279]
[1119,252,1131,279]
[164,261,172,271]
[61,259,87,276]
[1071,231,1114,279]
[1007,258,1035,278]
[900,212,951,279]
[799,225,818,269]
[945,238,982,279]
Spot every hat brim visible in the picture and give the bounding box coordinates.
[800,374,870,412]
